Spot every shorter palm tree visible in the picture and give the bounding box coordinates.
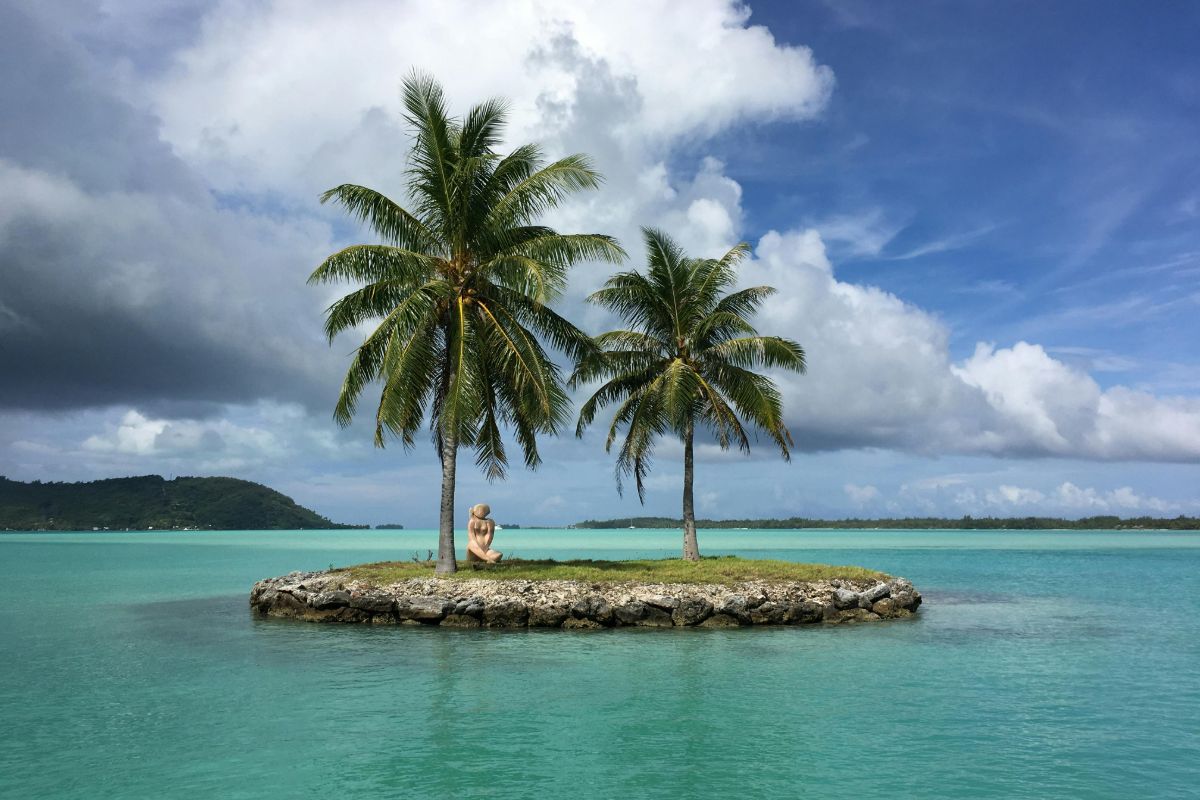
[571,228,806,561]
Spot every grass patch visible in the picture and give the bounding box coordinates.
[335,555,889,586]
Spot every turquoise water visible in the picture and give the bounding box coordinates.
[1,529,1198,799]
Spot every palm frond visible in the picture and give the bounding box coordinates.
[331,287,443,426]
[439,296,481,445]
[318,186,439,253]
[574,364,664,435]
[401,70,459,223]
[615,390,669,503]
[706,362,793,457]
[588,273,676,341]
[321,276,444,342]
[374,323,440,447]
[308,244,437,288]
[701,336,806,371]
[686,242,749,325]
[693,373,751,453]
[641,227,688,340]
[488,154,604,228]
[474,297,554,418]
[459,97,508,158]
[691,310,757,350]
[713,285,776,318]
[488,285,598,363]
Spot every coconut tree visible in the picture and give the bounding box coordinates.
[571,228,805,561]
[310,73,624,573]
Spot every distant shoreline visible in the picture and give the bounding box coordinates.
[5,525,1198,534]
[0,475,362,531]
[571,515,1200,531]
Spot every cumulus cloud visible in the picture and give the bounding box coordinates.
[954,343,1200,460]
[0,4,346,413]
[843,483,880,504]
[82,409,277,458]
[0,159,339,410]
[5,402,348,482]
[150,0,833,197]
[0,0,836,415]
[951,481,1175,514]
[739,225,1200,461]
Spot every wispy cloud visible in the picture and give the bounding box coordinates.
[812,208,906,258]
[889,223,999,261]
[954,279,1019,296]
[1052,250,1200,295]
[1019,290,1200,336]
[1047,346,1138,374]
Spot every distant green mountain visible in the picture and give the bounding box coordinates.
[0,475,363,531]
[575,514,1200,530]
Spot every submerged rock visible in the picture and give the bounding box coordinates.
[249,571,922,629]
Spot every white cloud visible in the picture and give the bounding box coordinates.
[843,483,880,504]
[749,227,1001,453]
[955,343,1200,460]
[82,408,280,459]
[811,208,903,258]
[1052,481,1171,513]
[744,226,1200,461]
[1047,346,1138,374]
[535,494,568,516]
[890,223,999,261]
[949,481,1174,514]
[648,157,745,257]
[82,410,167,455]
[151,0,833,197]
[953,341,1101,453]
[985,484,1046,506]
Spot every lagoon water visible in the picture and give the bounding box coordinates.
[1,529,1198,799]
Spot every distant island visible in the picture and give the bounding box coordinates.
[0,475,363,531]
[574,515,1200,531]
[375,524,406,530]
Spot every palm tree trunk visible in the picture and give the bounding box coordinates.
[436,430,459,574]
[682,424,700,562]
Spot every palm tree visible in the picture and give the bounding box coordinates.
[571,228,805,561]
[310,73,624,573]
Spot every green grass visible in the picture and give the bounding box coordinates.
[335,556,889,586]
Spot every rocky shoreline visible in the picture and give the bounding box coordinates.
[250,570,922,628]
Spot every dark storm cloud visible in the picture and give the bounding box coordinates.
[0,4,202,197]
[0,3,342,413]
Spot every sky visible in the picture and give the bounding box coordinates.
[1,0,1198,527]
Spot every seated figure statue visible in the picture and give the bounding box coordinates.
[466,503,503,564]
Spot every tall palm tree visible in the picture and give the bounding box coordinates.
[571,228,805,561]
[310,73,624,573]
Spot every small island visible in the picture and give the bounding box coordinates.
[250,557,922,629]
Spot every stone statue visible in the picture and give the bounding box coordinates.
[466,503,503,563]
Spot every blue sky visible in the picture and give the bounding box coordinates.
[746,1,1199,379]
[1,1,1197,526]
